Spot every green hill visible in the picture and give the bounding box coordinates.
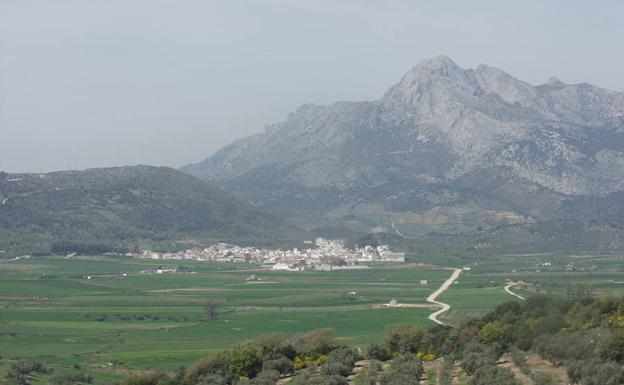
[0,166,303,254]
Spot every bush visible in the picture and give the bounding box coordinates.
[292,329,337,359]
[6,361,53,385]
[261,357,293,375]
[529,372,557,385]
[229,344,262,378]
[248,370,280,385]
[253,333,295,361]
[510,349,530,375]
[306,375,348,385]
[320,347,358,377]
[50,373,93,385]
[366,343,390,361]
[567,359,624,385]
[460,342,499,375]
[469,366,519,385]
[186,352,233,384]
[120,373,167,385]
[533,332,591,366]
[598,330,624,364]
[379,354,423,385]
[438,358,453,385]
[381,324,427,355]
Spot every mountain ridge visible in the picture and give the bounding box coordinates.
[182,56,624,252]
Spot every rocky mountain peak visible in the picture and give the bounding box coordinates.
[382,56,483,116]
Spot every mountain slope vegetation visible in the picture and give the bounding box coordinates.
[0,166,302,253]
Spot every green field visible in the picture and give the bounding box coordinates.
[1,254,623,380]
[0,257,446,375]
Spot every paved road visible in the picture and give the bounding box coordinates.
[427,268,462,325]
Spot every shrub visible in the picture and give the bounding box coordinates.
[120,373,167,385]
[460,342,499,375]
[469,366,519,385]
[50,373,93,385]
[248,370,280,385]
[292,329,336,359]
[229,344,262,378]
[306,375,348,385]
[598,330,624,363]
[262,357,293,375]
[253,333,295,361]
[381,324,427,355]
[6,361,53,385]
[366,343,390,361]
[510,348,530,375]
[320,347,358,377]
[379,354,423,385]
[567,359,624,385]
[186,351,232,384]
[529,372,557,385]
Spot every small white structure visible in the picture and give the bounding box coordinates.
[420,280,428,285]
[385,299,401,307]
[272,263,292,271]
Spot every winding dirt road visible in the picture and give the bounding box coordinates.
[427,268,462,325]
[504,282,526,300]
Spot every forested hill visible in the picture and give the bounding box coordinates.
[0,166,304,254]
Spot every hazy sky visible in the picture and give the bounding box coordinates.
[1,1,623,173]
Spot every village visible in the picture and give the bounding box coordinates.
[138,238,406,271]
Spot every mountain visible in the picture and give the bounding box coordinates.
[183,56,624,253]
[0,166,304,254]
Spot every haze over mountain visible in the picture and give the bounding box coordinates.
[184,56,624,253]
[0,166,303,254]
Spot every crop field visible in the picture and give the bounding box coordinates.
[0,257,446,377]
[1,253,623,380]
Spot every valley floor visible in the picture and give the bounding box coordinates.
[1,253,623,381]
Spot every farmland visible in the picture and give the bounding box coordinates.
[1,253,623,381]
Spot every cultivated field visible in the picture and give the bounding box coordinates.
[1,253,623,381]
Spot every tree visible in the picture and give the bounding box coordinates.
[204,300,218,321]
[461,342,499,375]
[469,366,520,385]
[379,354,423,385]
[366,343,390,361]
[253,333,295,361]
[478,321,503,344]
[292,329,337,358]
[381,324,427,355]
[598,330,624,364]
[228,344,262,378]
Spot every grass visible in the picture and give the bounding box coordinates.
[0,256,441,372]
[2,253,623,379]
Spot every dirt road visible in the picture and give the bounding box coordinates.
[427,268,462,325]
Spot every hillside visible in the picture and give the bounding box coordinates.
[183,56,624,253]
[0,166,303,254]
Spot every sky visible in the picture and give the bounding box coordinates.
[1,0,623,173]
